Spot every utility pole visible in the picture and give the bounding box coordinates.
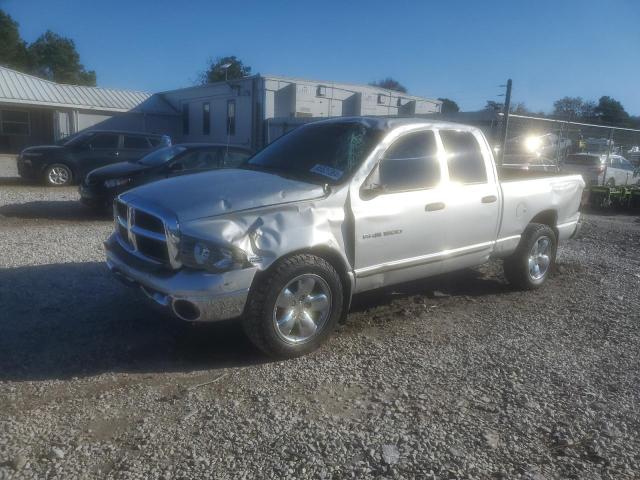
[498,79,512,166]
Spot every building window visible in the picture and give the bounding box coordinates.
[202,102,211,135]
[0,109,30,135]
[377,94,386,105]
[316,85,327,97]
[182,104,190,135]
[227,100,236,136]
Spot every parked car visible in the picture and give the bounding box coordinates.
[17,131,171,186]
[80,143,253,209]
[104,117,584,358]
[562,153,639,186]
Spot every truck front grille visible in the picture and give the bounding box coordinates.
[114,200,177,267]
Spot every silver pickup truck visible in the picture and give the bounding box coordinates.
[105,117,584,358]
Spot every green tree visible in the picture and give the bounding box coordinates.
[594,96,630,126]
[369,77,407,93]
[438,97,459,113]
[201,56,251,84]
[485,100,503,111]
[28,31,96,86]
[0,9,29,70]
[552,96,584,120]
[510,102,530,114]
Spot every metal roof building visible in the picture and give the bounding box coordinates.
[0,66,178,153]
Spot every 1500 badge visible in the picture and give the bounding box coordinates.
[362,229,402,240]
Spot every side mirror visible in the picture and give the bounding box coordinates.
[360,182,386,200]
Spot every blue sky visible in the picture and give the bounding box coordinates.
[4,0,640,114]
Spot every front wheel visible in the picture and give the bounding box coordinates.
[503,223,557,290]
[44,164,73,186]
[242,254,343,358]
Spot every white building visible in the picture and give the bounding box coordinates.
[0,66,441,153]
[0,65,178,153]
[160,75,442,150]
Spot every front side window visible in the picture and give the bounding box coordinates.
[203,103,211,135]
[227,100,236,136]
[378,130,440,192]
[88,133,119,149]
[440,130,487,184]
[246,121,383,185]
[123,136,150,149]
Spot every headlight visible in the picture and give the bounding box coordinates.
[181,237,248,273]
[104,178,131,188]
[22,152,43,157]
[22,159,32,166]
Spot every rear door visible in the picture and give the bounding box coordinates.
[351,129,449,287]
[120,135,153,162]
[437,129,500,273]
[79,132,121,176]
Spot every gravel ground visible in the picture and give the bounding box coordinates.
[1,160,639,479]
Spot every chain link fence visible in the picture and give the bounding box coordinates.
[501,114,640,186]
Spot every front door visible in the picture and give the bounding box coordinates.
[351,129,449,291]
[78,132,121,177]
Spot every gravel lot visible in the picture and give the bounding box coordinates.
[1,159,639,479]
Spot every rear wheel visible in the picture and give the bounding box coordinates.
[503,223,557,290]
[242,254,343,358]
[44,164,73,186]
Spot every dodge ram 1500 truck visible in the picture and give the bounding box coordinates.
[105,117,584,358]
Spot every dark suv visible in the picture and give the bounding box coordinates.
[17,131,171,186]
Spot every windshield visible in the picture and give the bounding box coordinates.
[244,122,383,184]
[138,145,188,166]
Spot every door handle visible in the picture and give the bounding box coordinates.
[425,202,445,212]
[481,195,497,203]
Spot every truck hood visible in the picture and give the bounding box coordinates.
[122,168,326,221]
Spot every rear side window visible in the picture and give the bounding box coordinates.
[88,133,119,149]
[123,136,150,149]
[440,130,487,184]
[379,130,440,191]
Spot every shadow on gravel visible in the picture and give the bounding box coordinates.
[0,176,29,186]
[350,267,509,312]
[0,201,110,221]
[0,262,267,382]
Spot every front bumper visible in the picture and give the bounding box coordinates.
[104,235,257,322]
[16,158,42,179]
[79,183,112,208]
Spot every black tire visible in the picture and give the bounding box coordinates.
[242,254,343,358]
[503,223,557,290]
[606,178,615,187]
[44,163,73,186]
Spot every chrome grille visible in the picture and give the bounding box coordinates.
[114,200,179,267]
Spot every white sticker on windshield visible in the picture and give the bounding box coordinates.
[310,164,343,180]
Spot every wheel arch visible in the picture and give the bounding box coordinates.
[251,246,354,321]
[44,162,77,184]
[529,209,558,240]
